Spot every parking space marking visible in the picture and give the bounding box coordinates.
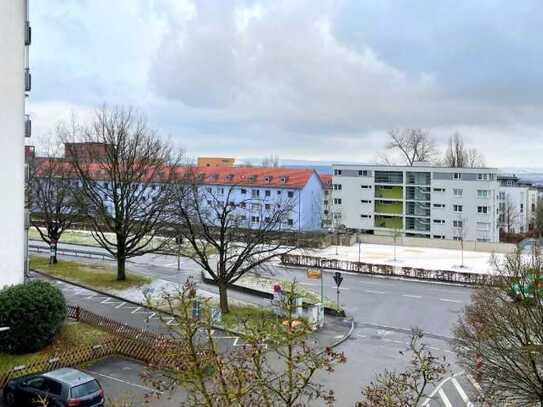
[365,290,386,295]
[440,298,462,303]
[402,294,422,299]
[86,370,163,394]
[452,377,471,405]
[438,388,453,407]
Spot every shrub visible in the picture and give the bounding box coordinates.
[0,280,66,354]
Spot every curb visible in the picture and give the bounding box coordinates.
[30,269,244,337]
[324,318,355,353]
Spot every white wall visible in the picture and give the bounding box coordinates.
[0,0,26,287]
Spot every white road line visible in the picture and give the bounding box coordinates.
[166,318,179,326]
[86,370,163,394]
[438,388,453,407]
[402,294,422,299]
[130,306,142,314]
[451,377,472,406]
[147,312,157,320]
[365,289,386,294]
[115,302,126,309]
[440,298,462,303]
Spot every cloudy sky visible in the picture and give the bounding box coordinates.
[30,0,543,167]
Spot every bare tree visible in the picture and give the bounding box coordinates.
[171,169,300,313]
[62,106,180,280]
[357,329,449,407]
[443,133,485,168]
[261,154,280,167]
[498,194,519,234]
[535,198,543,238]
[27,139,80,263]
[144,280,346,406]
[454,252,543,405]
[385,129,436,166]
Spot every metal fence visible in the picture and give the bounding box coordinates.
[28,244,114,261]
[281,254,497,286]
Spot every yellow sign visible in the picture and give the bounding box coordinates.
[307,269,321,279]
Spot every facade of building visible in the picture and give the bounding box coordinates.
[197,157,236,168]
[186,167,324,232]
[319,174,333,229]
[0,0,30,287]
[497,175,539,234]
[331,164,500,242]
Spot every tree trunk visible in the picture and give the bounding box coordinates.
[218,282,229,314]
[117,256,126,281]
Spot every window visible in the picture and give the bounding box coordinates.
[361,200,372,204]
[361,185,372,189]
[433,235,446,239]
[240,215,246,221]
[265,190,271,197]
[250,203,260,211]
[277,190,282,195]
[251,216,260,223]
[453,204,463,212]
[252,189,260,198]
[217,187,224,195]
[240,202,246,208]
[433,188,445,192]
[333,184,342,190]
[264,176,272,183]
[265,204,271,210]
[477,206,488,214]
[334,198,342,205]
[287,219,294,226]
[334,169,342,176]
[323,200,328,205]
[477,190,489,198]
[433,203,445,208]
[478,173,490,181]
[358,170,369,176]
[361,214,371,218]
[520,203,524,213]
[453,188,463,197]
[264,216,271,223]
[280,176,289,183]
[453,173,462,180]
[287,191,294,198]
[477,222,490,231]
[453,220,463,228]
[44,379,62,396]
[206,187,212,193]
[498,192,505,200]
[70,380,100,399]
[241,189,247,194]
[433,219,445,224]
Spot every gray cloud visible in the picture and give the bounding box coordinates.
[29,0,543,166]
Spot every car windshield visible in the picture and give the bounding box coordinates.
[70,380,100,398]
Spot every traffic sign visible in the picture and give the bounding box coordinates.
[333,272,343,288]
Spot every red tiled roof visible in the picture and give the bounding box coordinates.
[318,174,332,189]
[177,166,317,189]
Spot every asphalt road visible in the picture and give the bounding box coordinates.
[30,240,481,405]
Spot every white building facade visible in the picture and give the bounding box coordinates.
[0,0,30,287]
[331,164,500,242]
[497,175,539,234]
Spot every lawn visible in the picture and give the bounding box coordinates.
[220,304,280,331]
[0,322,115,370]
[30,256,151,291]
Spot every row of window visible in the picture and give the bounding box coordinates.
[206,187,295,198]
[239,215,294,225]
[333,171,495,181]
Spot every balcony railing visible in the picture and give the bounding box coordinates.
[25,21,31,46]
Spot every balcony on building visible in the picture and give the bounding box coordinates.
[25,68,31,92]
[374,215,403,229]
[374,200,403,215]
[375,185,403,199]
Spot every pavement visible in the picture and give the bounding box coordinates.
[28,240,482,405]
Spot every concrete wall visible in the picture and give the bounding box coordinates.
[355,233,516,254]
[0,0,26,287]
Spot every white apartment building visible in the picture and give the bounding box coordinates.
[497,175,539,234]
[0,0,31,287]
[331,164,500,242]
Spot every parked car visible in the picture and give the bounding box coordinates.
[2,368,104,406]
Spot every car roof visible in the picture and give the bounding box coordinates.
[42,368,95,387]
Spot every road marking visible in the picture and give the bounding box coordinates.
[440,298,462,303]
[147,312,157,320]
[101,297,123,306]
[438,388,453,407]
[115,302,126,309]
[451,377,472,405]
[166,318,179,326]
[86,370,163,394]
[365,290,386,295]
[402,294,422,299]
[130,306,142,314]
